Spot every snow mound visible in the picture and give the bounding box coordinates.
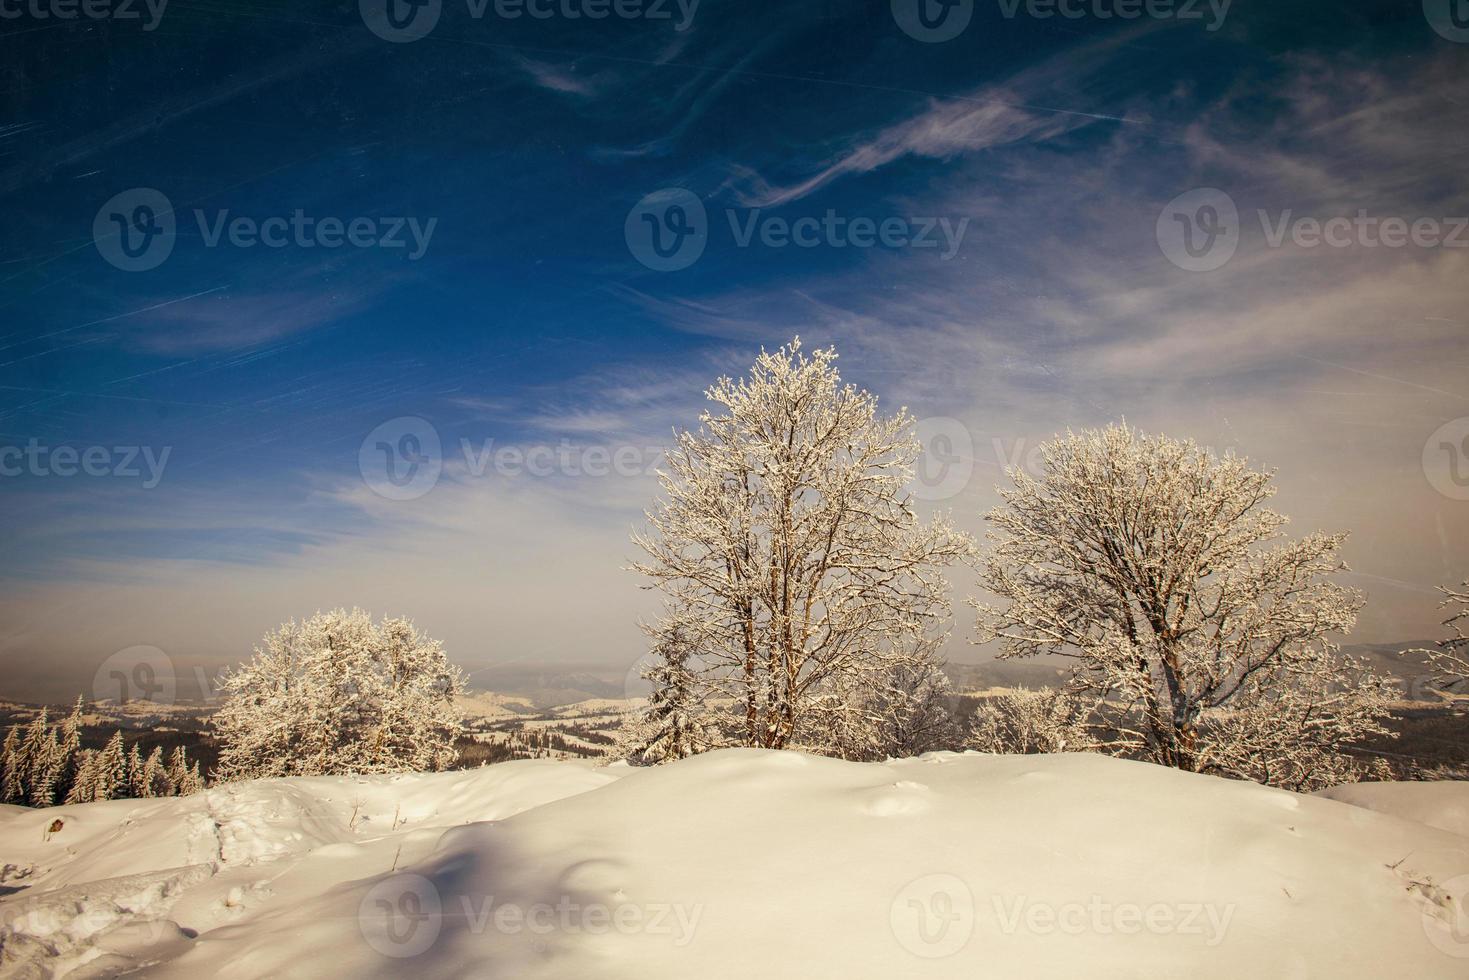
[1314,780,1469,838]
[3,751,1469,978]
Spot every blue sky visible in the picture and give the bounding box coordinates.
[2,0,1467,701]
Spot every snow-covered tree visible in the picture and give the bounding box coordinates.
[632,339,972,751]
[970,687,1097,756]
[126,743,147,798]
[972,423,1393,789]
[64,750,98,805]
[167,746,205,796]
[1,727,21,803]
[622,622,717,765]
[19,710,60,807]
[212,609,465,780]
[1408,581,1469,696]
[91,732,127,802]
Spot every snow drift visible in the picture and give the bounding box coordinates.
[3,750,1468,978]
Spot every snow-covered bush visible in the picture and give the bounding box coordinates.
[631,339,972,753]
[212,609,464,780]
[800,647,959,761]
[972,423,1394,790]
[969,687,1096,755]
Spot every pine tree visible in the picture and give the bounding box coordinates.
[53,698,85,804]
[625,623,713,765]
[138,747,166,798]
[126,743,146,798]
[92,732,127,802]
[1,728,21,803]
[65,750,98,805]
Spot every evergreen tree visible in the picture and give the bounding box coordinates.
[65,750,97,805]
[1,728,21,803]
[139,747,167,798]
[92,732,127,802]
[626,623,713,765]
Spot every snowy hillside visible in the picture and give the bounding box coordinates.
[3,751,1469,978]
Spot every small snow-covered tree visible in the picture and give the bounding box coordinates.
[972,423,1392,789]
[212,609,465,780]
[623,622,716,765]
[970,687,1096,755]
[632,339,972,750]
